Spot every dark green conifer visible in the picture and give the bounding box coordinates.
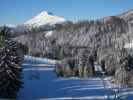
[0,27,23,99]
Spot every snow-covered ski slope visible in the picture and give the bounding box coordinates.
[24,55,57,65]
[17,56,133,100]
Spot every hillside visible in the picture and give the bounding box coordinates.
[13,10,133,77]
[14,10,133,58]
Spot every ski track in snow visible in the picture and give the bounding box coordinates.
[17,56,133,100]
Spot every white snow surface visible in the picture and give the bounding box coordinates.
[4,24,17,28]
[24,55,58,65]
[45,31,53,37]
[16,56,133,100]
[124,41,133,48]
[94,64,102,72]
[24,11,66,27]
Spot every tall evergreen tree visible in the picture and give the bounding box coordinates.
[0,27,23,99]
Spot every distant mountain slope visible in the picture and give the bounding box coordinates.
[118,9,133,23]
[24,11,66,28]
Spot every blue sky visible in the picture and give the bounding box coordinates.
[0,0,133,25]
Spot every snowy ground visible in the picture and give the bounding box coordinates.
[17,56,133,100]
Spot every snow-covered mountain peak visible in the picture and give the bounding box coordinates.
[39,11,49,16]
[24,11,66,27]
[35,11,50,18]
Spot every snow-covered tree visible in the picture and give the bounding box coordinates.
[78,49,94,77]
[0,27,23,99]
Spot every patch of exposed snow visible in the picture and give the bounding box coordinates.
[22,63,55,67]
[5,24,17,28]
[94,64,102,72]
[24,55,59,65]
[124,41,133,48]
[45,31,53,37]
